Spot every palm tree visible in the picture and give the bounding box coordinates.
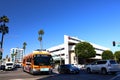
[0,16,9,23]
[23,42,27,56]
[38,29,44,50]
[0,25,9,48]
[0,16,9,59]
[0,15,9,48]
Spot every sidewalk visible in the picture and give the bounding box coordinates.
[110,74,120,80]
[109,72,120,80]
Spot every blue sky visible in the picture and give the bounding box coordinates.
[0,0,120,58]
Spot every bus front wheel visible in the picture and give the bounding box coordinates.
[48,70,52,74]
[30,69,35,75]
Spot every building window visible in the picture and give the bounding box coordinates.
[49,48,64,53]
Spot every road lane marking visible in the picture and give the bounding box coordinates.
[9,78,39,80]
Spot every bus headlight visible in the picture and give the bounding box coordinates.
[33,68,37,71]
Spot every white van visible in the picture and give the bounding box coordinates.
[4,62,15,70]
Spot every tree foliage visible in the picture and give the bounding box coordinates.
[75,42,96,59]
[114,51,120,62]
[23,42,27,50]
[38,29,44,49]
[38,29,44,35]
[102,50,114,60]
[23,42,27,56]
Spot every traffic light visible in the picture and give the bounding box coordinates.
[113,41,116,46]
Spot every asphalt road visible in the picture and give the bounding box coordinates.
[0,68,117,80]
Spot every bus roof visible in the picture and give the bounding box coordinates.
[33,50,50,55]
[23,50,51,59]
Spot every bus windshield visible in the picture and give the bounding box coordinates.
[34,54,53,66]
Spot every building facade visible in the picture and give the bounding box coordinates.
[10,48,24,63]
[47,35,110,65]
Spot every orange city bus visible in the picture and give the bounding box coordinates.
[22,49,54,74]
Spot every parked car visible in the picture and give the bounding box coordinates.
[58,64,80,74]
[85,60,120,74]
[15,63,21,68]
[2,61,15,70]
[0,64,5,70]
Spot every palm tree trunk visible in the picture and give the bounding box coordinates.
[40,41,42,50]
[1,33,4,48]
[0,33,4,59]
[24,49,25,56]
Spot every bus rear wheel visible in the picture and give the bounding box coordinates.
[23,67,25,72]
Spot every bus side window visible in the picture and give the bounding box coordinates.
[26,58,31,65]
[27,58,30,62]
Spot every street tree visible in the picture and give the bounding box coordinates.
[38,29,44,50]
[23,42,27,56]
[102,50,114,60]
[114,51,120,62]
[75,42,96,63]
[0,15,9,60]
[6,54,8,59]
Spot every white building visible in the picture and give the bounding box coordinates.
[10,48,24,63]
[47,35,110,64]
